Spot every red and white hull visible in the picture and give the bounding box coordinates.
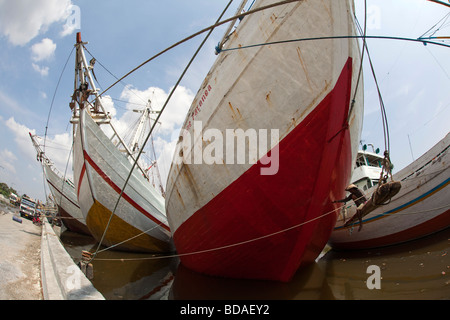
[28,132,90,235]
[166,0,363,281]
[73,109,173,253]
[329,133,450,250]
[69,33,173,253]
[43,162,91,236]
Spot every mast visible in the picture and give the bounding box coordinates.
[29,132,49,166]
[69,32,149,179]
[70,32,110,129]
[130,99,166,197]
[129,101,152,157]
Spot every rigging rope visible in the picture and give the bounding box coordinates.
[95,0,305,99]
[83,45,149,106]
[85,0,450,261]
[426,0,450,8]
[419,12,450,40]
[348,0,367,120]
[40,46,75,211]
[218,35,450,52]
[353,17,391,166]
[216,33,450,164]
[43,46,75,152]
[88,0,236,262]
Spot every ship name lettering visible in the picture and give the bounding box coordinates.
[186,84,212,130]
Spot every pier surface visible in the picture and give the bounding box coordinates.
[0,204,42,299]
[0,202,103,300]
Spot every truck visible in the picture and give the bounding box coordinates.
[19,195,37,220]
[9,193,20,206]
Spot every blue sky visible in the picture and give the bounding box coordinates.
[0,0,449,201]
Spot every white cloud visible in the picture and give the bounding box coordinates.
[102,85,194,188]
[30,38,56,76]
[4,116,73,180]
[119,85,194,135]
[5,117,36,161]
[31,38,56,62]
[38,132,74,180]
[0,148,18,174]
[153,136,178,189]
[0,0,73,46]
[99,95,117,118]
[32,63,49,76]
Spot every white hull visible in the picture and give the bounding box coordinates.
[43,161,90,235]
[165,0,364,281]
[329,132,450,249]
[73,109,172,252]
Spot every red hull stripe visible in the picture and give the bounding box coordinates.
[82,150,170,231]
[332,209,450,250]
[173,58,354,281]
[77,163,86,198]
[46,178,80,209]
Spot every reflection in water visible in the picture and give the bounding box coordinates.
[61,231,177,300]
[61,228,450,300]
[170,262,335,300]
[90,251,177,300]
[318,228,450,300]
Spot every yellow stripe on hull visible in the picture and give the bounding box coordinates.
[86,200,171,253]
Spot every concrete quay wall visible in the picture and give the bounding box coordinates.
[41,219,104,300]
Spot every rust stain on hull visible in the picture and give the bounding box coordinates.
[296,47,314,93]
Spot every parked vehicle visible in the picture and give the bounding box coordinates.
[19,195,37,220]
[9,193,20,206]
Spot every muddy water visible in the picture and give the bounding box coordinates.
[60,228,450,300]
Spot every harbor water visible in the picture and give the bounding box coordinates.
[60,227,450,300]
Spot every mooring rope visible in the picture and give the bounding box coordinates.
[86,0,450,262]
[92,204,343,262]
[92,202,450,261]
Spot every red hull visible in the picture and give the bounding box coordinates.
[58,205,92,236]
[173,59,354,281]
[46,178,91,236]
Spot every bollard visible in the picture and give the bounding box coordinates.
[79,250,94,279]
[12,215,22,224]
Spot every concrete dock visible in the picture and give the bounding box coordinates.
[0,202,104,300]
[0,204,42,299]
